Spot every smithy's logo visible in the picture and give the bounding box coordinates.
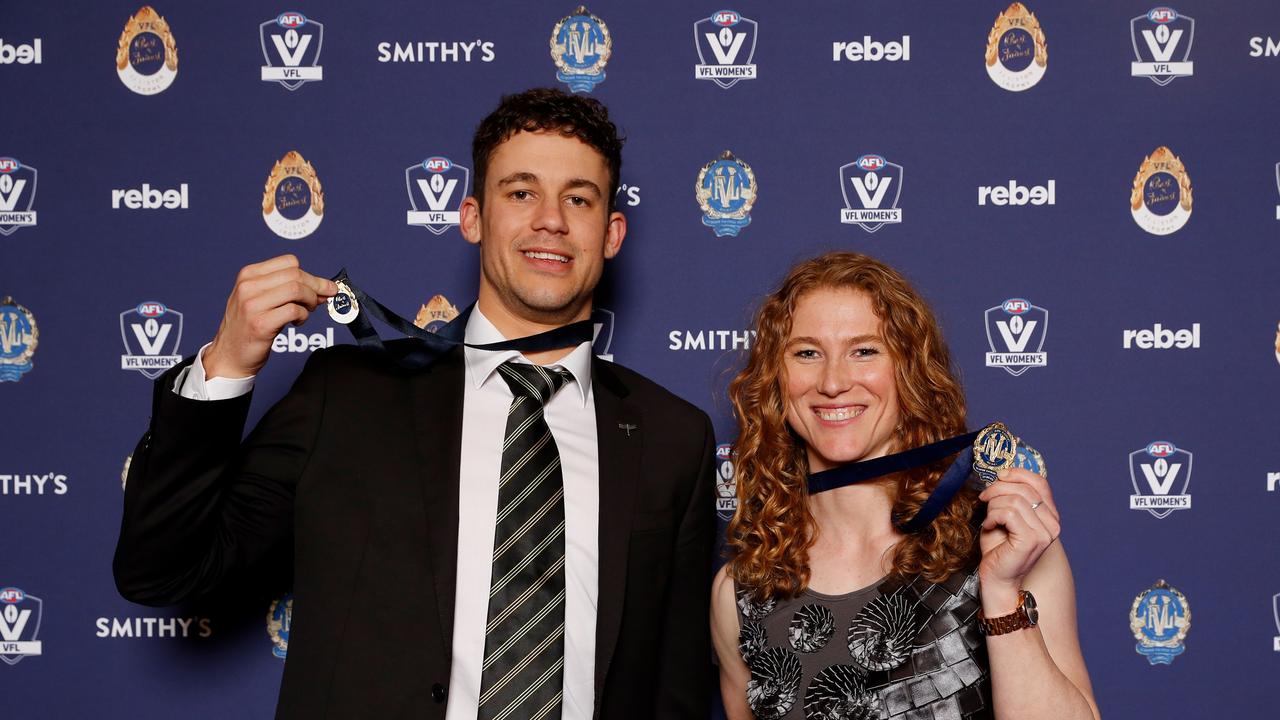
[120,301,183,379]
[694,10,757,88]
[1129,441,1192,519]
[0,157,37,236]
[839,154,903,233]
[1131,7,1194,85]
[261,11,324,90]
[984,298,1048,376]
[406,156,469,235]
[0,587,42,665]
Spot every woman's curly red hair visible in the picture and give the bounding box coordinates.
[726,252,977,601]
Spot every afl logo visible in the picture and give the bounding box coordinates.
[713,10,740,26]
[425,157,451,172]
[1146,441,1175,457]
[1148,7,1177,23]
[116,6,179,95]
[0,158,18,173]
[1003,298,1031,314]
[278,12,306,28]
[857,155,886,172]
[137,301,167,318]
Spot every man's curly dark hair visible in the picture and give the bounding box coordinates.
[472,87,625,211]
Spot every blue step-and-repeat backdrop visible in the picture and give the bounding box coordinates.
[3,1,1279,717]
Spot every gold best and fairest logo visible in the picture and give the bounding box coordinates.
[551,6,611,93]
[116,6,178,95]
[414,295,459,333]
[0,297,38,383]
[985,3,1046,92]
[262,151,324,239]
[1131,146,1192,235]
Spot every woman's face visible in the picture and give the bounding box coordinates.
[783,287,900,472]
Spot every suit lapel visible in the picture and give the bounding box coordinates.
[591,359,642,712]
[409,347,466,666]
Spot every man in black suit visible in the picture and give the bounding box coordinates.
[114,88,715,719]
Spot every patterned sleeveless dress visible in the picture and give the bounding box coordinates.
[734,563,992,720]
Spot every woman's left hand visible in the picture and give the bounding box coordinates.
[977,467,1061,609]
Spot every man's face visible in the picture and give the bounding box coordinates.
[461,131,625,326]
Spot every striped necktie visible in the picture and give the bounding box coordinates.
[479,361,572,720]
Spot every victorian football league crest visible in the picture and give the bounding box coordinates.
[406,157,469,235]
[0,297,38,383]
[551,6,611,93]
[116,6,178,95]
[0,587,42,665]
[267,594,292,659]
[1131,8,1194,85]
[985,3,1046,92]
[263,151,325,239]
[984,298,1047,376]
[0,157,37,236]
[261,11,324,90]
[1131,146,1192,235]
[120,301,182,379]
[696,150,756,237]
[840,154,903,233]
[413,295,459,333]
[1130,580,1190,665]
[1129,441,1191,518]
[694,10,757,88]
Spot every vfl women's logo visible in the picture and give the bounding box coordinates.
[551,6,611,93]
[266,594,292,659]
[984,298,1047,376]
[1129,440,1192,518]
[263,150,325,239]
[694,10,758,88]
[696,150,756,237]
[1131,8,1194,85]
[1130,580,1190,665]
[0,297,38,383]
[839,154,903,233]
[413,295,459,334]
[985,3,1047,92]
[715,443,737,522]
[261,11,324,90]
[0,587,43,665]
[121,301,183,379]
[406,156,469,235]
[592,307,615,362]
[1131,146,1192,235]
[0,157,37,235]
[116,6,178,95]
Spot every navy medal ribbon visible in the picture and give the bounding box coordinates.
[328,269,596,369]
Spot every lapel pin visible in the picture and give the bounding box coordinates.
[618,423,637,437]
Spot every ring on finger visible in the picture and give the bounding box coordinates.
[1029,500,1043,510]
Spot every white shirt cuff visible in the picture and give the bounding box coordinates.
[174,342,256,401]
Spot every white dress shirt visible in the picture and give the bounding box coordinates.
[176,308,599,719]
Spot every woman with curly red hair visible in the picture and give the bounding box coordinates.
[711,252,1098,720]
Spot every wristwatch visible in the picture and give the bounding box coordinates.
[978,590,1038,635]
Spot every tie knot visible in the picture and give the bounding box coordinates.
[497,361,571,405]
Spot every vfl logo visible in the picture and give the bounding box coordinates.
[694,10,758,88]
[0,157,38,235]
[839,154,903,232]
[406,156,469,235]
[1273,592,1280,653]
[0,587,43,665]
[1274,163,1280,222]
[267,594,292,659]
[551,6,611,93]
[1131,7,1194,85]
[120,301,183,379]
[1130,579,1190,665]
[695,150,756,237]
[263,150,325,239]
[1131,146,1192,235]
[592,307,615,362]
[116,6,178,95]
[985,298,1048,375]
[0,297,38,383]
[261,11,324,90]
[715,443,737,522]
[1129,440,1192,518]
[985,3,1047,92]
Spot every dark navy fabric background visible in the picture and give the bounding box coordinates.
[3,1,1278,717]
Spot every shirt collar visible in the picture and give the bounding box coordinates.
[463,305,593,407]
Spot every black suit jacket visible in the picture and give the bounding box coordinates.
[114,342,715,719]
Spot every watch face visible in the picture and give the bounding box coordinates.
[1022,591,1039,626]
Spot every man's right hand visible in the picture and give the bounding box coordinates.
[203,255,339,380]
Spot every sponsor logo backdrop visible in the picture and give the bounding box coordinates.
[3,1,1278,717]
